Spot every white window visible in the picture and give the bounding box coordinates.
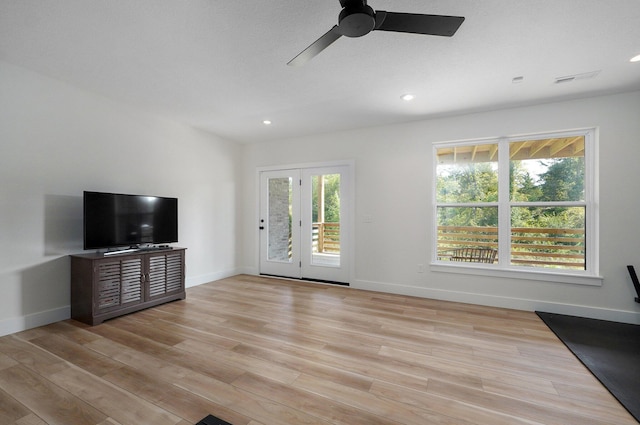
[432,129,599,285]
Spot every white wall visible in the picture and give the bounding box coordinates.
[0,61,242,336]
[241,91,640,324]
[3,58,639,335]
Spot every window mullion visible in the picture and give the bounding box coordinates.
[498,138,511,266]
[585,129,598,275]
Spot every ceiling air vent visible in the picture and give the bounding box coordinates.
[554,70,600,84]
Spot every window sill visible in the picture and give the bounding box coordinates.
[430,263,603,286]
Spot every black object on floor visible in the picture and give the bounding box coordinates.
[196,414,232,425]
[627,265,640,303]
[537,311,640,422]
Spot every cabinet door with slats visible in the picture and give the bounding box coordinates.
[96,257,143,312]
[147,251,184,300]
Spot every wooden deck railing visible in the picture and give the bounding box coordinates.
[438,225,585,269]
[310,223,585,268]
[312,222,340,253]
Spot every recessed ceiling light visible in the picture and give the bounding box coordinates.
[401,94,415,101]
[631,54,640,63]
[262,120,272,125]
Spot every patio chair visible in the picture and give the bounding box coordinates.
[451,247,497,263]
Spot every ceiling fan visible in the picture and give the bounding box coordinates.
[287,0,465,66]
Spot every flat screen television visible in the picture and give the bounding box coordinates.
[83,191,178,250]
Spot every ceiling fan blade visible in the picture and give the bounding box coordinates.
[374,10,387,29]
[287,26,343,66]
[374,11,464,37]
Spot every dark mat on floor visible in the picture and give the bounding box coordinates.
[196,414,232,425]
[537,311,640,422]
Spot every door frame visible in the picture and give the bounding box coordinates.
[255,160,355,285]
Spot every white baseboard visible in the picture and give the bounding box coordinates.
[4,273,637,338]
[185,268,242,288]
[0,306,70,337]
[0,268,241,337]
[352,278,640,325]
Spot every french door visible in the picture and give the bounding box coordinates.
[259,165,350,284]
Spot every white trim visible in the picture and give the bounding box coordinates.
[585,128,600,276]
[256,159,355,173]
[0,306,70,337]
[0,271,239,337]
[237,271,635,324]
[498,136,511,267]
[185,268,240,288]
[351,278,638,325]
[429,263,603,286]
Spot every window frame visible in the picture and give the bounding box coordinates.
[431,128,601,286]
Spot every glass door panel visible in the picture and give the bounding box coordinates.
[301,166,349,283]
[310,173,341,267]
[259,170,300,278]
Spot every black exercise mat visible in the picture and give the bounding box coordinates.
[537,311,640,422]
[196,414,232,425]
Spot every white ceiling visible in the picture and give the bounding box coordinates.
[1,0,639,144]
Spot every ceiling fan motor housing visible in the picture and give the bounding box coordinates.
[339,3,375,37]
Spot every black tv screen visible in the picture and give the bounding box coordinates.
[83,191,178,250]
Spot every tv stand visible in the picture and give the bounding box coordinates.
[70,248,186,325]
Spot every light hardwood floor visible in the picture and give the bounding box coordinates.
[0,275,636,425]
